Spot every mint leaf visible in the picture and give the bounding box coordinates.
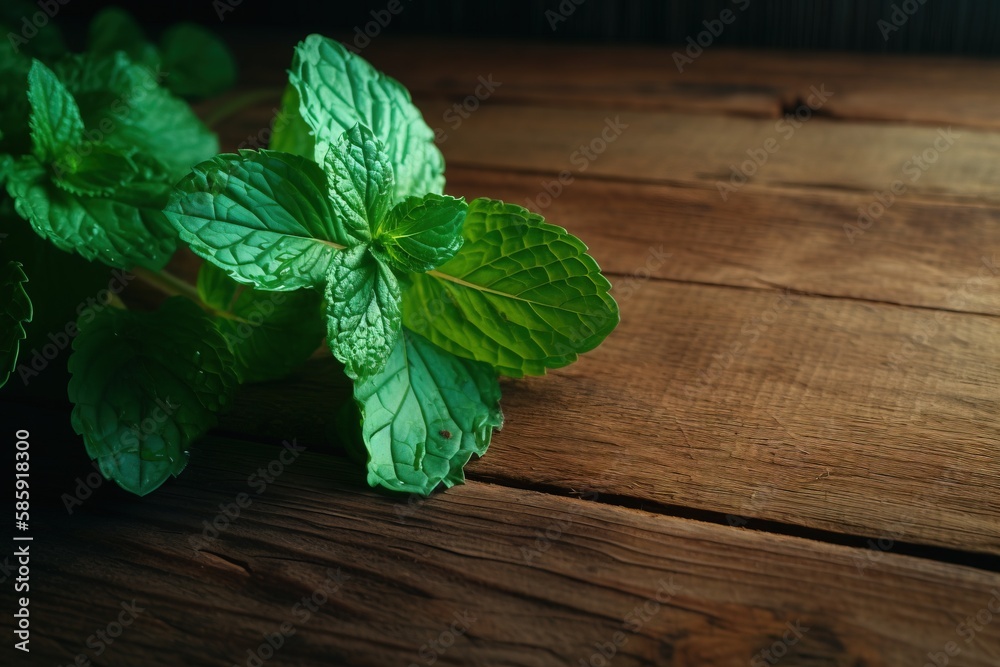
[6,156,177,270]
[88,9,236,99]
[353,329,503,496]
[376,194,466,273]
[159,24,237,99]
[0,1,67,60]
[68,298,239,496]
[87,7,159,69]
[403,198,619,377]
[0,41,31,156]
[289,35,444,200]
[270,84,315,159]
[197,261,323,383]
[165,149,345,290]
[0,261,32,389]
[26,60,84,163]
[324,123,393,246]
[325,244,401,378]
[51,143,142,197]
[55,52,218,180]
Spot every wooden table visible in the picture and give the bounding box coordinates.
[12,36,1000,666]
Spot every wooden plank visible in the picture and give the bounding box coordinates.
[224,34,1000,129]
[446,167,1000,316]
[218,277,1000,556]
[206,92,1000,208]
[431,103,1000,203]
[24,433,1000,667]
[362,39,1000,129]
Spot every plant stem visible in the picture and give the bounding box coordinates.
[132,266,247,323]
[132,266,200,302]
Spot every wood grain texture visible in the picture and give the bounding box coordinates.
[225,34,1000,129]
[359,39,1000,130]
[20,435,1000,667]
[219,275,1000,555]
[430,103,999,203]
[445,167,1000,316]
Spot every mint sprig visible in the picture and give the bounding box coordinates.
[0,27,619,499]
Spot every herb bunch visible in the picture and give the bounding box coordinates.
[1,21,619,497]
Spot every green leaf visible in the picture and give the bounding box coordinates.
[289,35,444,200]
[324,244,401,379]
[270,84,315,159]
[0,40,32,156]
[51,143,142,196]
[5,156,177,270]
[324,123,393,246]
[0,1,67,60]
[68,298,239,496]
[197,261,323,383]
[0,261,32,389]
[165,149,345,290]
[159,24,237,98]
[377,194,466,273]
[402,198,619,377]
[26,60,84,163]
[55,52,219,180]
[87,7,159,69]
[353,329,503,496]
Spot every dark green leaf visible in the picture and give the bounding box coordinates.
[0,1,67,60]
[51,143,141,196]
[26,60,83,163]
[87,7,159,69]
[402,198,619,377]
[55,52,219,180]
[0,261,32,388]
[197,261,323,383]
[6,155,177,270]
[353,329,503,496]
[68,298,239,496]
[159,24,237,98]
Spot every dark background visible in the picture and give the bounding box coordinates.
[41,0,1000,55]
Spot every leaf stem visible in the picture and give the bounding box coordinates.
[132,266,200,302]
[132,266,248,323]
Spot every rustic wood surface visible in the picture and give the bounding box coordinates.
[8,35,1000,667]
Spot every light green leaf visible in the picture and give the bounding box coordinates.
[270,84,315,159]
[26,60,84,163]
[324,123,393,246]
[6,156,177,270]
[197,261,324,383]
[353,329,503,496]
[67,298,240,496]
[0,261,32,389]
[325,244,401,378]
[160,24,237,98]
[55,52,218,180]
[289,34,444,200]
[403,198,619,377]
[377,194,466,273]
[165,149,346,290]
